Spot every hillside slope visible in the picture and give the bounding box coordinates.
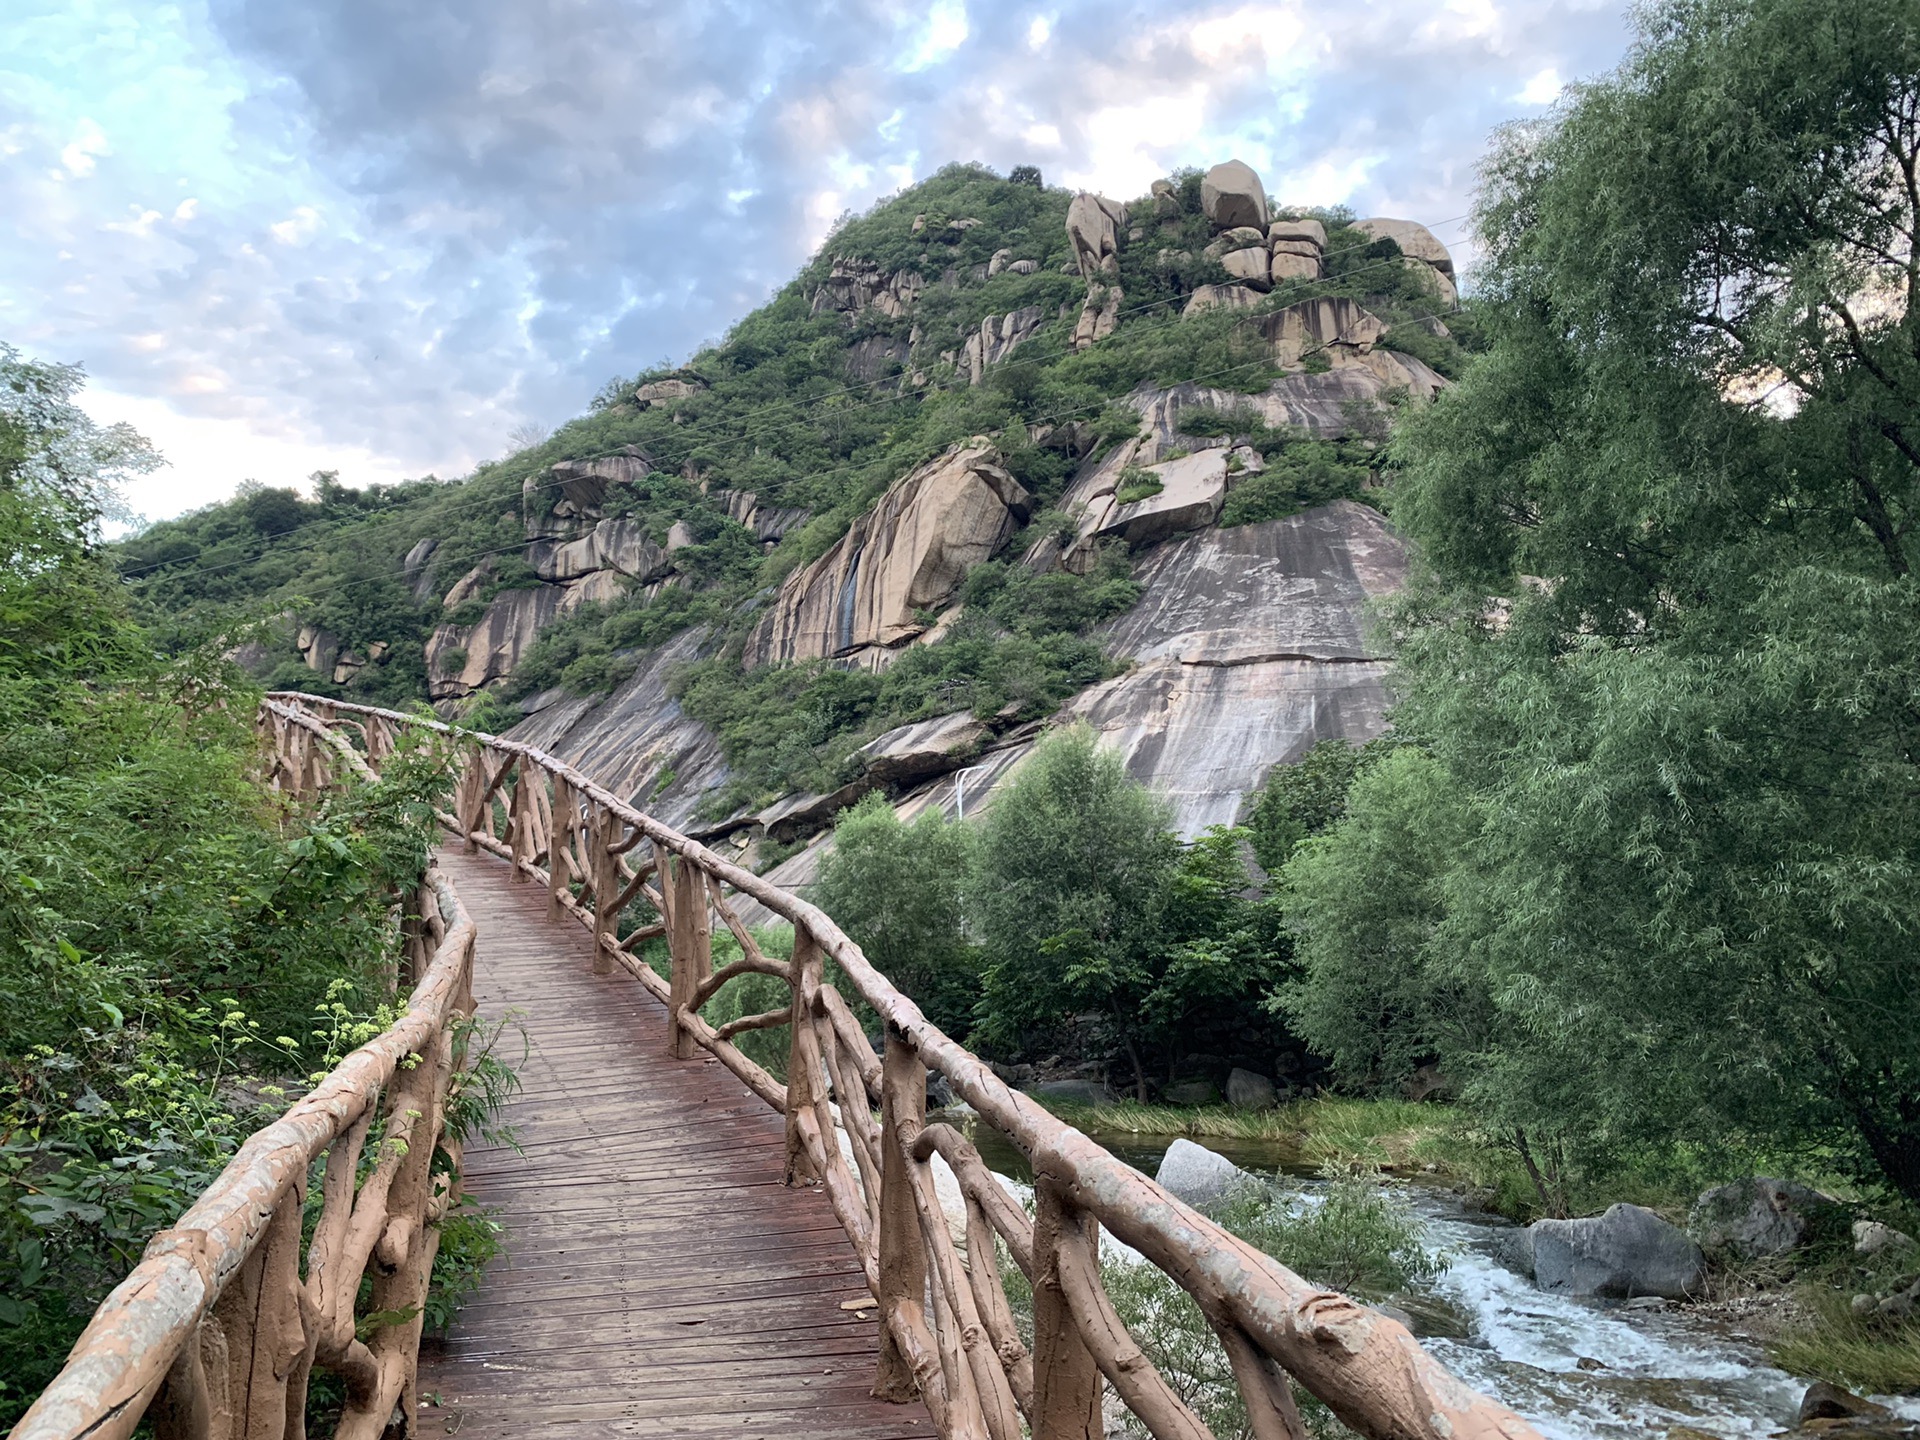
[118,158,1470,869]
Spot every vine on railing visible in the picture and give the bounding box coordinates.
[248,694,1542,1440]
[12,705,478,1440]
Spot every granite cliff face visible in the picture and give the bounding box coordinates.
[336,156,1458,879]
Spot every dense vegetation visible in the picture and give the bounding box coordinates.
[0,348,501,1423]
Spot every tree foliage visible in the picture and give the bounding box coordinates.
[1286,0,1920,1204]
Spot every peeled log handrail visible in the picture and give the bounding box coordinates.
[12,728,479,1440]
[253,692,1544,1440]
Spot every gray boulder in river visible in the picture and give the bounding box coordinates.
[1515,1203,1705,1299]
[1155,1138,1253,1208]
[1689,1176,1841,1259]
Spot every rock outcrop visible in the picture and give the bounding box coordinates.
[1268,218,1327,282]
[1354,218,1457,305]
[633,375,706,409]
[527,517,670,584]
[1066,192,1126,279]
[1201,161,1268,230]
[1256,297,1387,367]
[427,578,613,701]
[963,307,1045,383]
[744,443,1031,668]
[720,488,810,543]
[501,629,730,830]
[1078,445,1264,546]
[1072,283,1122,350]
[811,257,925,318]
[527,447,652,537]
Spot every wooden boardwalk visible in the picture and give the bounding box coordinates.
[417,846,933,1439]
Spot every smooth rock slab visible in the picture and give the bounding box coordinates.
[1528,1204,1704,1299]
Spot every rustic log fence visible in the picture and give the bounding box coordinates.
[224,692,1543,1440]
[12,703,478,1440]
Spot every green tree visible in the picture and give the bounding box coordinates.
[814,793,981,1038]
[972,725,1177,1096]
[1359,0,1920,1201]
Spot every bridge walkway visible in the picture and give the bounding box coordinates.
[416,845,932,1439]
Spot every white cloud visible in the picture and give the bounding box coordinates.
[60,118,110,177]
[1516,66,1562,104]
[173,197,199,221]
[269,206,321,245]
[903,0,969,72]
[1027,14,1052,49]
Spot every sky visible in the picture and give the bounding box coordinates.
[1,0,1634,523]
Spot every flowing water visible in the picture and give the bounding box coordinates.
[961,1122,1920,1438]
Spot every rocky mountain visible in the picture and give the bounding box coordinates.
[119,158,1466,885]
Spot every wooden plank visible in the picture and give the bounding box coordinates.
[415,846,928,1440]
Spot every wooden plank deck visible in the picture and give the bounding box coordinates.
[417,845,932,1439]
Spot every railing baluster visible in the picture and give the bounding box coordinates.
[877,1030,931,1405]
[1030,1180,1104,1440]
[548,774,574,918]
[664,846,711,1058]
[783,933,824,1183]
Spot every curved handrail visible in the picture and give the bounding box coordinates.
[257,691,1543,1440]
[11,709,479,1440]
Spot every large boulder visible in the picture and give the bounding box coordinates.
[858,711,991,786]
[1155,1139,1251,1207]
[1066,192,1126,279]
[1072,283,1122,350]
[1690,1177,1843,1260]
[720,488,810,543]
[1181,283,1266,317]
[744,444,1030,668]
[1084,446,1257,546]
[526,447,652,537]
[1528,1204,1704,1299]
[402,538,439,601]
[1201,160,1268,230]
[1226,1068,1277,1110]
[633,375,705,409]
[1221,247,1273,290]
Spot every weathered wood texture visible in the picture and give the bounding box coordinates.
[415,845,931,1439]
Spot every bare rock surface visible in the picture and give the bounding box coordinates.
[811,257,924,318]
[1182,283,1267,316]
[1353,218,1459,307]
[528,517,669,584]
[1066,192,1126,278]
[1525,1204,1705,1299]
[1201,160,1268,230]
[858,711,991,784]
[1257,297,1387,368]
[528,447,651,536]
[745,443,1030,667]
[1156,1139,1253,1207]
[1690,1177,1843,1259]
[504,628,728,831]
[964,307,1045,383]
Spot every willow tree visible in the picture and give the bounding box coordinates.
[1295,0,1920,1201]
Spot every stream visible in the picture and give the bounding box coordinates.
[960,1122,1920,1438]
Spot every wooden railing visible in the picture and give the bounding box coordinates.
[12,702,478,1440]
[252,693,1541,1440]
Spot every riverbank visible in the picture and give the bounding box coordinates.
[1021,1093,1920,1403]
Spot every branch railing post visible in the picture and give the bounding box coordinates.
[876,1027,929,1404]
[1030,1179,1104,1440]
